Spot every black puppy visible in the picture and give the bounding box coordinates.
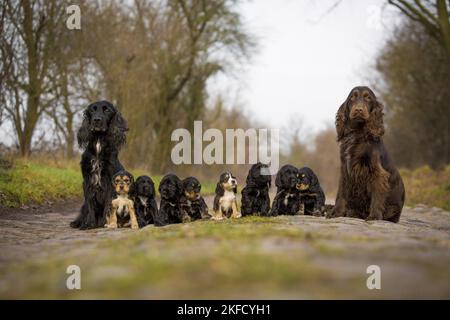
[132,175,159,227]
[241,162,271,216]
[158,174,184,225]
[297,167,326,216]
[270,164,302,216]
[180,177,211,221]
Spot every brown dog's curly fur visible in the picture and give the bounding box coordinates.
[328,86,405,222]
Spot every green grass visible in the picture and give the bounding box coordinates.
[0,160,83,207]
[400,165,450,211]
[0,159,215,208]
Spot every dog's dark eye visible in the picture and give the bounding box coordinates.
[103,106,109,112]
[93,105,97,111]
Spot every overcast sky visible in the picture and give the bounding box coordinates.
[208,0,401,134]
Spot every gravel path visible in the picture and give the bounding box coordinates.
[0,198,449,299]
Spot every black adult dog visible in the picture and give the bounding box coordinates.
[158,174,184,225]
[180,177,210,221]
[270,165,302,216]
[132,175,159,227]
[241,162,271,216]
[70,101,127,229]
[297,167,326,216]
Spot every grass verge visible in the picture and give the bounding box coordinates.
[0,158,215,208]
[400,165,450,211]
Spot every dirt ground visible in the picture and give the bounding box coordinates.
[0,196,449,299]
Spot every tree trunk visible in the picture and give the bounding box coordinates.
[437,0,450,59]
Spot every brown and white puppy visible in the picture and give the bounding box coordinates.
[105,170,139,229]
[213,172,241,220]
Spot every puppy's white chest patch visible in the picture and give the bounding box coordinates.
[116,195,130,217]
[220,190,236,210]
[283,193,294,206]
[138,196,148,207]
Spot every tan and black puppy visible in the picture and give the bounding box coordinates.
[105,170,139,229]
[213,172,241,220]
[180,177,211,222]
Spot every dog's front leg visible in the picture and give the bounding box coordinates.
[327,171,347,219]
[260,195,271,216]
[105,204,118,228]
[128,203,139,229]
[367,163,390,221]
[230,201,241,219]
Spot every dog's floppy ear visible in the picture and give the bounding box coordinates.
[149,179,156,197]
[310,171,319,187]
[77,107,92,150]
[129,180,136,197]
[366,99,385,140]
[176,178,183,195]
[107,105,128,149]
[336,101,348,142]
[215,182,224,197]
[128,173,135,195]
[275,169,283,189]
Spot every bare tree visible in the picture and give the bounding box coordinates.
[0,0,66,156]
[388,0,450,58]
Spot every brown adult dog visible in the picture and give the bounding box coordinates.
[328,86,405,222]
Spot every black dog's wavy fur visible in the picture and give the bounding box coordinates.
[70,101,127,229]
[157,174,184,225]
[241,162,271,216]
[132,175,159,227]
[270,165,301,216]
[298,167,326,215]
[180,177,210,221]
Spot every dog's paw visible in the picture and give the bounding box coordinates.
[312,210,323,217]
[212,215,224,221]
[70,220,81,228]
[104,223,118,229]
[231,212,242,219]
[131,223,139,230]
[366,214,382,221]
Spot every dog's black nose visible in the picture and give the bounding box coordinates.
[93,117,102,124]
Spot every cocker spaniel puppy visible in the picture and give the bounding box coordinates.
[270,165,302,216]
[241,162,271,216]
[213,172,241,220]
[105,171,138,229]
[158,173,184,225]
[132,175,159,227]
[180,177,211,221]
[328,86,405,222]
[70,100,128,230]
[297,167,326,216]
